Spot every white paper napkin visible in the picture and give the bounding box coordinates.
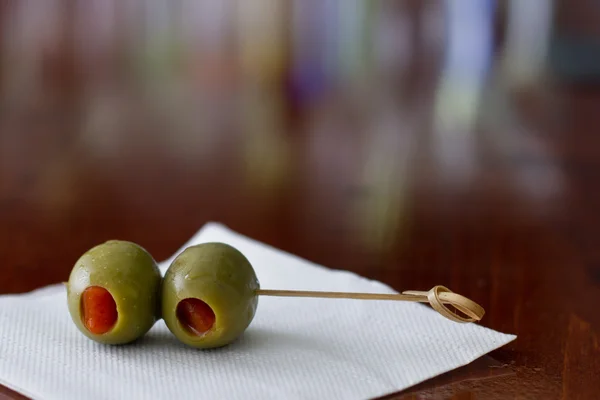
[0,222,516,400]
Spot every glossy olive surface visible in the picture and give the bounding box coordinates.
[162,242,260,349]
[66,240,162,345]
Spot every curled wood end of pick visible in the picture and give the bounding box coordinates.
[403,285,485,323]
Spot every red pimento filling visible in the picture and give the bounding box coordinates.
[176,298,216,335]
[81,286,117,334]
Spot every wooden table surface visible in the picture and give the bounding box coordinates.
[1,1,599,399]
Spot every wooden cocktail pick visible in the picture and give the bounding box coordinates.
[256,285,484,323]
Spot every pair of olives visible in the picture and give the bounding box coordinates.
[66,241,259,349]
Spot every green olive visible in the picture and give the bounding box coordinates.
[66,240,162,345]
[162,242,260,349]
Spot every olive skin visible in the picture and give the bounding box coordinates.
[67,240,162,345]
[162,242,260,349]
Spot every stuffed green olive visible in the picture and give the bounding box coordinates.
[66,240,162,345]
[161,242,259,349]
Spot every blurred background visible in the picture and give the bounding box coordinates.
[4,2,600,397]
[0,0,599,298]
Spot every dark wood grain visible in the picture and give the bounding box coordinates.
[1,1,599,399]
